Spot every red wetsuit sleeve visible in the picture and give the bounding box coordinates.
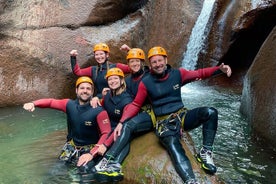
[90,110,112,156]
[95,110,111,144]
[119,82,148,123]
[102,131,114,148]
[179,66,220,83]
[70,56,92,77]
[116,63,131,74]
[90,111,111,155]
[33,99,69,112]
[73,63,92,77]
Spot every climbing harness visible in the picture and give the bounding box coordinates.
[155,108,187,138]
[141,104,157,126]
[59,140,95,164]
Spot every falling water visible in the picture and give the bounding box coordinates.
[251,0,264,8]
[180,1,275,183]
[182,0,216,70]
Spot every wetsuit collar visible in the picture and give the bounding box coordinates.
[131,68,144,78]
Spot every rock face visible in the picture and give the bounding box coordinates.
[240,26,276,146]
[200,0,276,70]
[0,0,201,107]
[196,0,276,147]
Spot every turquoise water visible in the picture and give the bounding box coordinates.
[0,106,72,183]
[0,83,275,183]
[181,82,276,184]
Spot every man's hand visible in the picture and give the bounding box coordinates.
[90,97,101,108]
[219,63,232,77]
[77,153,93,167]
[23,103,35,112]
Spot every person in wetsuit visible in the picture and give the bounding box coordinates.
[77,68,133,182]
[70,43,131,98]
[93,48,155,183]
[98,46,232,184]
[23,77,112,167]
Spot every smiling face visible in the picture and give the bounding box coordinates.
[94,50,109,64]
[128,58,143,73]
[107,75,122,90]
[76,82,93,104]
[149,55,167,74]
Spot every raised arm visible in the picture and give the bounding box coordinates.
[23,98,69,112]
[70,50,92,76]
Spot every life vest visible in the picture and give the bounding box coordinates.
[142,67,184,117]
[103,91,133,128]
[66,99,105,146]
[125,67,149,97]
[91,62,116,98]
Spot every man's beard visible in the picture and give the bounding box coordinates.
[77,95,91,103]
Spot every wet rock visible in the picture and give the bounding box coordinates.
[240,26,276,147]
[200,0,276,70]
[0,39,76,107]
[0,0,201,106]
[121,132,224,184]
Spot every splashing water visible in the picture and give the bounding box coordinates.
[182,0,216,70]
[251,0,265,8]
[181,82,275,184]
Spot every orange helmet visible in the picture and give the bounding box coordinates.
[93,43,110,53]
[76,76,93,87]
[147,46,167,59]
[105,68,124,79]
[126,48,145,60]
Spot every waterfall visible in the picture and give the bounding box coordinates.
[251,0,263,8]
[182,0,216,70]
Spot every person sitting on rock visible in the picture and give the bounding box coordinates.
[94,46,232,184]
[92,47,155,183]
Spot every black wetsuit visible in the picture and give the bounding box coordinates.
[104,67,154,163]
[119,65,220,182]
